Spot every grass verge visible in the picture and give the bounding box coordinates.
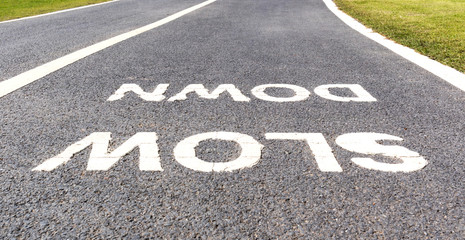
[333,0,465,73]
[0,0,111,22]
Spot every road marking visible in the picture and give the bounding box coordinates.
[265,133,343,172]
[336,133,428,172]
[314,84,377,102]
[32,131,428,172]
[107,83,377,102]
[251,84,311,102]
[168,84,251,102]
[32,132,162,171]
[174,132,263,172]
[0,0,217,99]
[0,0,120,25]
[107,84,170,101]
[323,0,465,92]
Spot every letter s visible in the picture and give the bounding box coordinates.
[335,132,428,172]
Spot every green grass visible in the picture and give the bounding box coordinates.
[0,0,111,22]
[333,0,465,73]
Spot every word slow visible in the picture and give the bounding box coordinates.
[107,83,377,102]
[33,132,427,173]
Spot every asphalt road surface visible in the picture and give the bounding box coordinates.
[1,0,464,238]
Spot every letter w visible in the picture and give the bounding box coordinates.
[32,132,162,171]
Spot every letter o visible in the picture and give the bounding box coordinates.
[251,84,310,102]
[173,132,263,172]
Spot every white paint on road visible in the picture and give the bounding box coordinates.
[168,84,251,102]
[107,83,169,101]
[173,132,263,172]
[335,132,428,172]
[0,0,120,25]
[313,84,377,102]
[265,133,343,172]
[32,132,162,171]
[323,0,465,92]
[32,131,428,173]
[0,0,217,98]
[108,83,378,102]
[250,84,311,102]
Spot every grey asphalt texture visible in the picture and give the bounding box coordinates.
[1,0,464,238]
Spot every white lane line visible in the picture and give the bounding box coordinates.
[323,0,465,92]
[0,0,216,98]
[0,0,120,25]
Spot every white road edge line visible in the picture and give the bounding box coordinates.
[323,0,465,92]
[0,0,217,98]
[0,0,120,25]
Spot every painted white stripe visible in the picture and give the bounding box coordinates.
[0,0,119,25]
[0,0,216,98]
[323,0,465,92]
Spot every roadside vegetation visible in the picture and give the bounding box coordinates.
[333,0,465,73]
[0,0,110,22]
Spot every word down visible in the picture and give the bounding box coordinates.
[107,83,377,102]
[33,132,428,173]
